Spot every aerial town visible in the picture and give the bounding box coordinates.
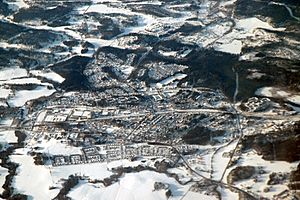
[0,0,300,199]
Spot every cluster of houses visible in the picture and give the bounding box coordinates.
[52,143,177,166]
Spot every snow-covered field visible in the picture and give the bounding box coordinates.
[11,150,181,200]
[32,139,82,155]
[9,143,225,200]
[10,147,112,200]
[255,87,300,105]
[217,186,239,200]
[0,166,8,194]
[0,67,64,107]
[214,17,285,55]
[0,67,28,81]
[0,77,45,86]
[212,140,238,181]
[69,171,209,200]
[0,130,18,144]
[0,88,11,99]
[30,70,65,84]
[11,152,57,200]
[7,86,55,107]
[232,152,298,199]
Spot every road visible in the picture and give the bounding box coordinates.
[1,107,299,132]
[83,108,300,121]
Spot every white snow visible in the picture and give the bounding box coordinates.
[0,77,44,86]
[30,70,65,83]
[216,40,242,55]
[33,139,82,155]
[126,1,162,5]
[236,17,286,32]
[0,166,8,194]
[255,87,300,105]
[80,4,133,15]
[120,65,135,75]
[246,71,266,79]
[212,140,238,181]
[0,119,17,149]
[51,162,113,182]
[106,127,117,134]
[119,14,156,37]
[0,88,11,99]
[0,119,13,127]
[159,73,187,86]
[0,67,27,81]
[287,95,300,105]
[217,186,239,200]
[10,153,57,200]
[69,170,200,200]
[239,52,262,61]
[219,0,238,7]
[10,148,112,200]
[182,191,217,200]
[7,86,56,107]
[232,151,299,199]
[214,17,285,54]
[0,130,18,143]
[192,149,214,178]
[255,87,274,97]
[158,50,178,57]
[0,42,30,50]
[0,101,7,107]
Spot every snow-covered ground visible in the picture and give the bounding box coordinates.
[154,73,187,88]
[10,152,58,200]
[214,17,285,54]
[51,162,113,183]
[0,77,45,86]
[216,40,243,55]
[0,88,11,99]
[181,191,217,200]
[255,86,300,105]
[10,147,111,200]
[7,86,56,107]
[0,118,17,194]
[2,0,283,59]
[217,186,239,200]
[0,130,18,144]
[32,139,82,155]
[10,143,220,200]
[287,96,300,106]
[0,118,13,126]
[0,67,28,81]
[236,17,285,32]
[0,67,62,107]
[30,70,65,84]
[69,170,209,200]
[0,166,8,194]
[232,151,299,199]
[79,3,134,15]
[212,140,238,181]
